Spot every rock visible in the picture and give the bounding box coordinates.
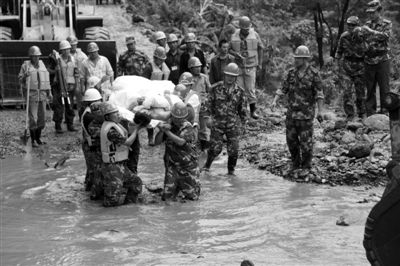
[265,116,282,125]
[364,114,390,131]
[322,111,337,121]
[132,14,145,23]
[336,215,350,226]
[334,120,347,130]
[346,121,364,131]
[347,143,372,158]
[341,131,356,144]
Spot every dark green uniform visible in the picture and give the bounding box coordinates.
[278,65,324,169]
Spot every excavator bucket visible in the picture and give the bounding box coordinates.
[0,40,117,106]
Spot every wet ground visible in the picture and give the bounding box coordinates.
[0,141,381,265]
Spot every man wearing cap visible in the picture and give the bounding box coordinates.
[271,45,324,172]
[82,42,114,101]
[209,39,235,85]
[117,36,150,77]
[67,35,88,110]
[165,33,182,85]
[360,0,392,115]
[230,16,264,119]
[335,16,366,120]
[179,32,207,75]
[19,46,52,147]
[51,40,78,133]
[146,46,170,80]
[155,102,201,201]
[202,63,248,175]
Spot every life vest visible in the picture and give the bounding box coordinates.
[81,107,93,146]
[231,29,259,67]
[60,55,76,84]
[100,121,129,163]
[150,61,170,80]
[23,60,51,101]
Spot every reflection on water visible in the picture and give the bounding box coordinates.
[0,145,380,265]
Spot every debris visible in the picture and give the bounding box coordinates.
[363,114,390,131]
[336,216,350,226]
[54,155,70,169]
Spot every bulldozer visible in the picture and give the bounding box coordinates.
[364,91,400,265]
[0,0,117,106]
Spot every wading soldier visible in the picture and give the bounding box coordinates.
[335,16,366,120]
[360,0,392,115]
[202,63,248,175]
[271,45,324,171]
[230,16,264,119]
[19,46,52,147]
[117,36,149,77]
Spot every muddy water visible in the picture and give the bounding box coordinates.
[0,145,381,266]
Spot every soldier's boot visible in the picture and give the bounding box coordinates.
[250,103,259,119]
[147,128,154,146]
[35,128,46,145]
[67,124,78,132]
[30,130,39,148]
[301,152,313,169]
[55,123,64,134]
[227,156,237,176]
[202,154,215,172]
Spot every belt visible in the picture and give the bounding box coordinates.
[344,56,364,62]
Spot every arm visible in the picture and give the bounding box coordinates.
[164,130,186,146]
[209,59,216,85]
[271,72,289,111]
[238,90,248,123]
[104,58,114,84]
[314,71,325,119]
[256,32,264,70]
[117,54,124,76]
[364,21,392,41]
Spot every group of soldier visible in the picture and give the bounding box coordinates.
[18,0,392,207]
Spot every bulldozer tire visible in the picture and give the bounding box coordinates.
[0,26,13,40]
[83,27,111,40]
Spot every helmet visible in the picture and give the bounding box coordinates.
[102,102,119,116]
[366,0,381,12]
[224,62,240,76]
[90,102,104,116]
[174,83,187,93]
[154,31,166,41]
[28,46,42,56]
[171,102,188,119]
[167,33,178,43]
[59,40,72,50]
[126,36,135,44]
[153,46,167,60]
[239,16,251,29]
[83,88,102,102]
[87,42,99,53]
[346,16,360,25]
[66,36,78,45]
[179,72,194,85]
[188,57,202,68]
[185,32,196,43]
[294,45,311,58]
[87,76,101,88]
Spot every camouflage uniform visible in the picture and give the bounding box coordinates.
[163,121,201,200]
[335,30,366,118]
[117,50,150,77]
[102,127,143,207]
[205,82,247,172]
[277,65,324,168]
[192,73,211,142]
[362,18,392,115]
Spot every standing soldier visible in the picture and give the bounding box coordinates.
[230,16,264,119]
[100,103,143,206]
[271,46,324,171]
[67,35,87,110]
[147,46,170,80]
[154,31,167,49]
[117,36,150,77]
[335,16,366,120]
[82,42,114,101]
[209,39,235,85]
[165,33,181,85]
[202,63,247,175]
[360,0,392,115]
[19,46,52,147]
[180,33,207,74]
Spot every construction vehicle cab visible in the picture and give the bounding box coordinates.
[0,0,117,106]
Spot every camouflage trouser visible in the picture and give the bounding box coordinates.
[126,137,140,175]
[163,162,201,201]
[102,162,143,207]
[82,141,104,199]
[343,73,366,118]
[285,118,314,169]
[207,125,239,171]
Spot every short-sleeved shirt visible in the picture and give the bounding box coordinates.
[82,55,114,82]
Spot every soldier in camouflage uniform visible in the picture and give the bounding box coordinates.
[202,63,248,175]
[100,103,143,207]
[155,102,201,201]
[335,16,366,120]
[271,46,324,170]
[358,0,392,115]
[117,36,150,77]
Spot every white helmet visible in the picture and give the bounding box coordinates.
[87,76,101,88]
[83,88,102,102]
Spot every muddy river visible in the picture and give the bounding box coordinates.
[0,144,381,265]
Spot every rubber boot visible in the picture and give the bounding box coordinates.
[250,103,259,119]
[67,124,78,132]
[35,128,46,145]
[55,123,64,134]
[227,156,237,175]
[30,130,38,147]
